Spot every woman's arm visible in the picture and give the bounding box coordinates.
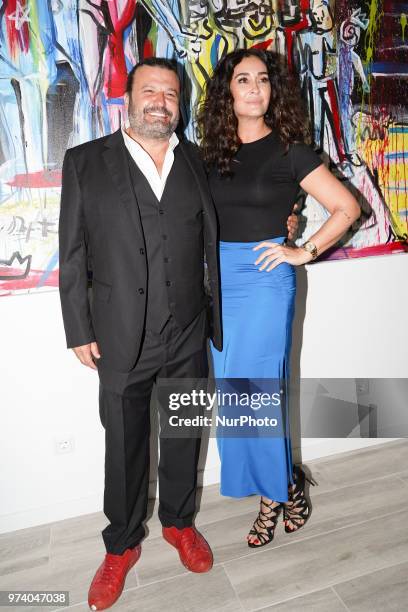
[298,164,361,256]
[253,165,361,270]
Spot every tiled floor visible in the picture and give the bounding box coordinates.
[1,439,408,611]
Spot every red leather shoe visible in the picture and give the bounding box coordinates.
[162,526,213,573]
[88,545,141,611]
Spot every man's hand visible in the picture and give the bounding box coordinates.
[72,342,101,370]
[287,203,300,241]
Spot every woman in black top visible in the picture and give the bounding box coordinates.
[198,49,360,548]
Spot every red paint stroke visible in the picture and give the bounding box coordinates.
[252,39,273,51]
[5,0,30,56]
[143,37,154,59]
[326,79,346,162]
[283,0,310,71]
[7,170,62,189]
[104,0,137,99]
[0,269,59,293]
[0,265,27,279]
[317,240,408,262]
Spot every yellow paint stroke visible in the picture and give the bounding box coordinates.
[401,13,407,41]
[363,0,383,67]
[356,0,384,148]
[357,123,408,239]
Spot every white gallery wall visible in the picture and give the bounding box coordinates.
[1,252,407,534]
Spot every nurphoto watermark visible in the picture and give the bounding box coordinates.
[157,378,288,439]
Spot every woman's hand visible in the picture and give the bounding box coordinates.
[253,242,313,271]
[286,203,300,241]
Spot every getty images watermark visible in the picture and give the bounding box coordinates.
[156,378,288,438]
[167,389,281,428]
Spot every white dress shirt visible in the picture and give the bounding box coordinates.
[121,122,179,201]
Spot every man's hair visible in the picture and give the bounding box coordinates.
[126,57,179,95]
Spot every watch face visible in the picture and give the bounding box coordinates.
[303,242,317,258]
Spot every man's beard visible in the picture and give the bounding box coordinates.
[128,103,179,139]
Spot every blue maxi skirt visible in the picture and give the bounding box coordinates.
[211,237,296,502]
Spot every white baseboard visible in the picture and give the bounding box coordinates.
[0,493,104,535]
[198,465,221,487]
[0,438,397,535]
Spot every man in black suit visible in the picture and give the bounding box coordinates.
[59,57,298,611]
[59,57,224,611]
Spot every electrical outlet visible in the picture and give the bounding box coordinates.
[54,436,75,455]
[356,379,369,395]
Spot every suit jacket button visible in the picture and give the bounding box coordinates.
[140,248,145,255]
[138,288,144,294]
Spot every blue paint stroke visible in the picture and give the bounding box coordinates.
[384,152,408,160]
[211,34,222,70]
[388,127,408,134]
[367,62,408,74]
[37,249,59,288]
[106,97,125,105]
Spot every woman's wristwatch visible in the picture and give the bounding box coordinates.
[301,241,318,260]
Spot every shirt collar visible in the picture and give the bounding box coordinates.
[121,121,179,153]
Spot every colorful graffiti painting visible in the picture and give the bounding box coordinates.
[0,1,407,296]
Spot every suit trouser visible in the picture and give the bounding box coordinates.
[97,310,208,554]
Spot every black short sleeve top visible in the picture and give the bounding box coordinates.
[208,131,323,242]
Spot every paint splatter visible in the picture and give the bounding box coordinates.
[401,13,407,41]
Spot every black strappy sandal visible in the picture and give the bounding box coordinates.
[283,464,316,533]
[247,498,283,548]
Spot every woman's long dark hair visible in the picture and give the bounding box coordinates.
[197,48,311,175]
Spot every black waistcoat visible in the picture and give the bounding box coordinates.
[127,146,207,331]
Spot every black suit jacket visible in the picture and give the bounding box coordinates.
[58,129,222,372]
